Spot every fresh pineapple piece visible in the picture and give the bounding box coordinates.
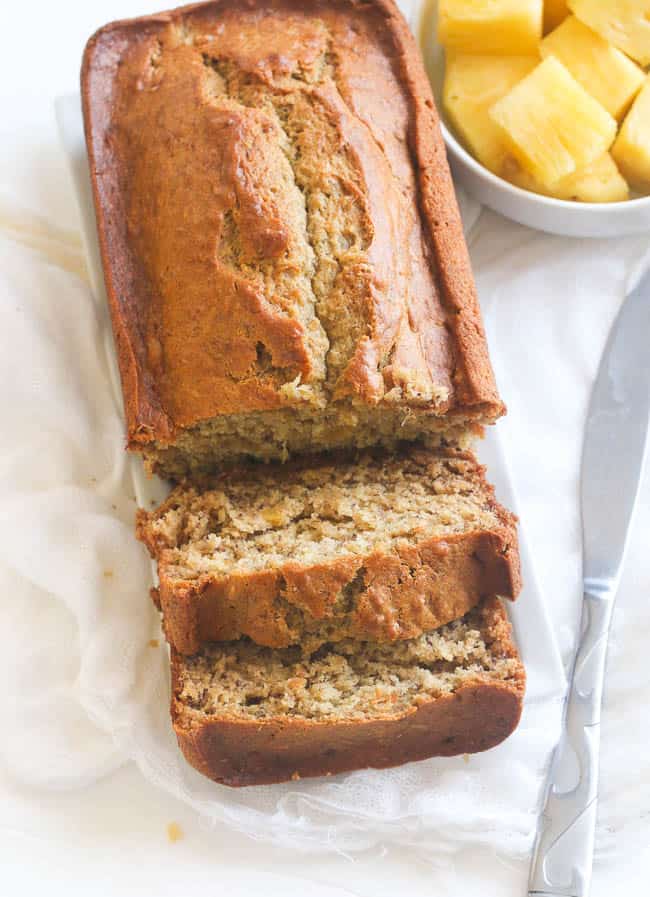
[612,77,650,191]
[544,0,569,32]
[438,0,543,55]
[489,57,617,188]
[553,154,629,202]
[443,55,538,175]
[541,16,645,120]
[506,153,629,202]
[568,0,650,67]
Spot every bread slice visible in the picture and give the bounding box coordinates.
[171,597,524,786]
[137,447,520,655]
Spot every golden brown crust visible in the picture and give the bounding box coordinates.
[82,0,504,459]
[393,11,502,410]
[174,682,523,786]
[137,448,521,654]
[170,598,525,786]
[152,522,521,654]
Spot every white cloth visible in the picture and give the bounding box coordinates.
[472,215,650,862]
[1,0,650,886]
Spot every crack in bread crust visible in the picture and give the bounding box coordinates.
[202,48,377,395]
[82,0,505,478]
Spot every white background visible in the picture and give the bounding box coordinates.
[1,2,649,895]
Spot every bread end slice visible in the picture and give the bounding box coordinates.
[171,597,525,786]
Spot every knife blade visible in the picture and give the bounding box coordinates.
[581,273,650,586]
[529,268,650,897]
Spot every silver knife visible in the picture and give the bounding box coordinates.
[528,269,650,897]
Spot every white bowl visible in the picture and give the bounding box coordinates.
[414,0,650,238]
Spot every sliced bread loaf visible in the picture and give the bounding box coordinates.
[138,447,521,655]
[171,596,524,786]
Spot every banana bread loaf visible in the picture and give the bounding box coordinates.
[172,596,525,786]
[82,0,504,480]
[137,446,521,654]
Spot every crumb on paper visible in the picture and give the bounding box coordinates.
[103,570,113,579]
[149,639,160,648]
[463,753,470,764]
[167,822,183,843]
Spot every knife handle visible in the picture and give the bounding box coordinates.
[528,579,616,897]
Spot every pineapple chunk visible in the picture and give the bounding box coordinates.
[489,57,617,188]
[612,77,650,190]
[443,55,538,175]
[568,0,650,67]
[541,16,645,120]
[508,154,629,202]
[438,0,543,55]
[544,0,569,32]
[553,154,629,202]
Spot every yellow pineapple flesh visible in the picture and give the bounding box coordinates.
[553,154,629,202]
[541,16,644,120]
[443,55,538,175]
[612,77,650,191]
[438,0,543,55]
[508,153,629,202]
[544,0,569,32]
[489,57,617,188]
[568,0,650,67]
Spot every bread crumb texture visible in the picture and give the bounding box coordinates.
[145,410,477,481]
[141,450,503,577]
[177,598,522,723]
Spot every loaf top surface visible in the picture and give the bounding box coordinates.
[82,0,503,449]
